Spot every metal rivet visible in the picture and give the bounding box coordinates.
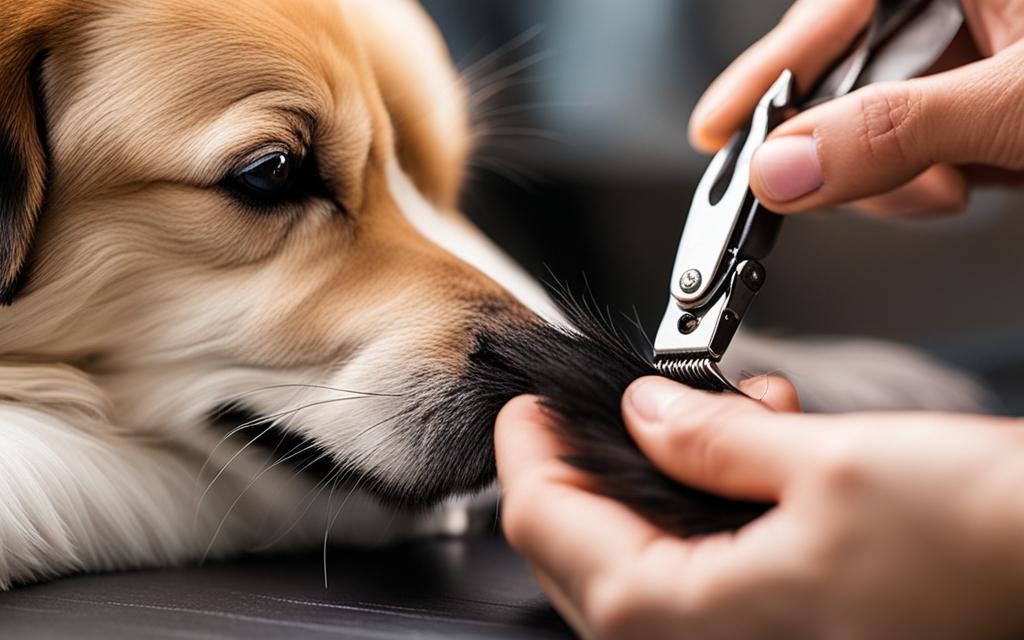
[678,312,700,335]
[738,261,766,292]
[680,269,702,294]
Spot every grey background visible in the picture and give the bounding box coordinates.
[423,0,1024,412]
[5,4,1023,639]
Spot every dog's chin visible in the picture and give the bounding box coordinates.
[212,299,772,535]
[211,402,498,512]
[208,349,518,511]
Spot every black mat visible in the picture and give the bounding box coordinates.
[0,536,572,639]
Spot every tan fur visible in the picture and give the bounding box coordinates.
[346,0,471,209]
[0,0,75,298]
[0,0,549,587]
[3,0,514,365]
[0,0,988,590]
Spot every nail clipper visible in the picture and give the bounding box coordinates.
[653,0,965,392]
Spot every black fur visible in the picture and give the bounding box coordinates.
[0,53,51,305]
[0,128,31,306]
[456,291,771,536]
[223,292,769,537]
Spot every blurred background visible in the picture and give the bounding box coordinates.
[420,0,1024,413]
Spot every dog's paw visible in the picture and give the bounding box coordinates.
[408,489,498,539]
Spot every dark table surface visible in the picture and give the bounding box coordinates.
[0,535,572,639]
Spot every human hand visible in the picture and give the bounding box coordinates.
[496,376,1024,639]
[689,0,1024,217]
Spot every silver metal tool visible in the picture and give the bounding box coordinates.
[653,0,964,392]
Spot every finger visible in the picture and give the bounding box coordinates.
[737,375,801,413]
[498,400,811,635]
[495,396,582,488]
[851,164,968,217]
[495,396,668,603]
[961,3,1024,55]
[622,378,817,500]
[690,0,874,152]
[750,53,1024,213]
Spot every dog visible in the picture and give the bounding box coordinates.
[0,0,989,589]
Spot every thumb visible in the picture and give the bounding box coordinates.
[750,52,1024,212]
[622,377,815,501]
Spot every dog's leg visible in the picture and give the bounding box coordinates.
[0,405,472,589]
[0,405,304,589]
[723,332,993,413]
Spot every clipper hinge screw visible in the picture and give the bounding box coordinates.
[680,269,702,294]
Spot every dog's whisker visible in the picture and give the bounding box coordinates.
[470,153,545,181]
[472,101,581,120]
[194,383,315,524]
[222,383,406,403]
[452,31,499,77]
[312,410,410,582]
[323,474,367,590]
[470,49,555,99]
[469,75,547,109]
[390,27,551,131]
[197,394,381,483]
[320,474,345,589]
[195,397,379,522]
[200,437,329,563]
[472,129,570,149]
[247,438,324,538]
[197,408,298,500]
[195,422,279,538]
[458,24,545,83]
[252,456,348,553]
[200,383,319,474]
[244,407,408,553]
[350,408,410,444]
[467,157,541,194]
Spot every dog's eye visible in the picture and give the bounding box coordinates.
[224,150,331,209]
[234,152,297,196]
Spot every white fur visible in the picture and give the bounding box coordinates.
[0,365,475,591]
[0,0,992,590]
[0,154,994,591]
[0,164,539,589]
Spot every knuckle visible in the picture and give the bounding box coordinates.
[984,62,1024,169]
[814,432,866,496]
[855,83,926,163]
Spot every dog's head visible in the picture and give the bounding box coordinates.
[0,0,561,507]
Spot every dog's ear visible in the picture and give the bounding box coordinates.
[0,4,63,305]
[348,0,470,210]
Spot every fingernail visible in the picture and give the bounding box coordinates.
[737,375,769,398]
[754,135,823,202]
[626,377,689,423]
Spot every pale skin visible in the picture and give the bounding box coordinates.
[496,1,1024,637]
